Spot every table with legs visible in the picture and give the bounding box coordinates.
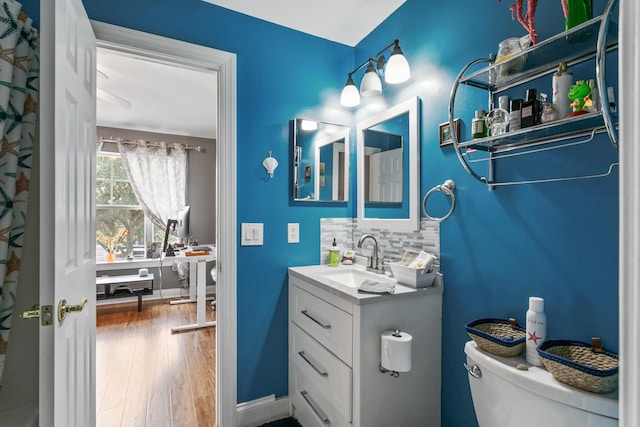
[167,252,216,332]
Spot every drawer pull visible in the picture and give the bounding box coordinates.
[301,390,330,425]
[301,309,331,329]
[298,351,328,377]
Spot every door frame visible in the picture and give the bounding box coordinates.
[91,21,238,427]
[619,0,639,425]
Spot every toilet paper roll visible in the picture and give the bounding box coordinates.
[139,268,148,277]
[381,330,412,372]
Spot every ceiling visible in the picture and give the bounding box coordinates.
[200,0,406,47]
[96,1,405,139]
[96,49,218,139]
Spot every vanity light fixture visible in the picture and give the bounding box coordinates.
[340,39,411,107]
[360,60,382,97]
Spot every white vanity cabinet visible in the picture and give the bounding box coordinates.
[288,266,443,427]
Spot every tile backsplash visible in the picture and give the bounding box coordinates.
[320,218,440,264]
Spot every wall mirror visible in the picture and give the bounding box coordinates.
[291,119,350,202]
[357,97,420,231]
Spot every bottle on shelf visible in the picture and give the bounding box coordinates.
[520,88,541,128]
[509,99,523,132]
[471,110,488,139]
[540,93,561,124]
[525,296,547,367]
[552,62,573,118]
[487,108,510,136]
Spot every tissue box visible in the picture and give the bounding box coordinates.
[390,262,439,288]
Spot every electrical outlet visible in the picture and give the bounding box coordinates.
[288,223,300,243]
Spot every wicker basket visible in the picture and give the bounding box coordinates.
[465,318,526,357]
[537,339,618,394]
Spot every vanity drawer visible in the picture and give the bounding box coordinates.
[289,284,353,364]
[290,367,351,427]
[290,323,352,421]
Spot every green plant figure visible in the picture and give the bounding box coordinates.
[568,79,592,113]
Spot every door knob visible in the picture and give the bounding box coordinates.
[58,298,87,322]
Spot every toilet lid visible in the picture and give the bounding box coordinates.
[464,340,618,419]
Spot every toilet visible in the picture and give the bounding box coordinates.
[464,340,618,427]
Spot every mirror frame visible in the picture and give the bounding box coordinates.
[356,96,420,231]
[291,119,350,202]
[313,127,350,201]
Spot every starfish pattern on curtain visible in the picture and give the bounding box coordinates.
[0,1,39,388]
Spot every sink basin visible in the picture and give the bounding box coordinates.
[320,267,395,288]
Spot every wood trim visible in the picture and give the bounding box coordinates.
[91,21,238,427]
[619,0,639,425]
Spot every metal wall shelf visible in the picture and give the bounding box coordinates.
[460,112,608,153]
[460,15,618,93]
[447,0,619,187]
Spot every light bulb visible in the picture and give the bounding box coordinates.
[360,61,382,97]
[385,43,411,84]
[340,75,360,107]
[300,120,318,131]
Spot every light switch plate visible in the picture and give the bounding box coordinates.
[241,223,264,246]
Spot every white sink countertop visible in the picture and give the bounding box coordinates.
[288,263,443,305]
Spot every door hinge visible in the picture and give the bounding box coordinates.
[19,304,54,326]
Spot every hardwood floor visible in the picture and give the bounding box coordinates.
[96,298,216,427]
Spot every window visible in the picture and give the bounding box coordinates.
[96,153,176,261]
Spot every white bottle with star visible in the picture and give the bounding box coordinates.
[526,296,546,366]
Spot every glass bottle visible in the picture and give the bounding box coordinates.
[486,108,510,136]
[540,93,560,124]
[471,110,488,139]
[520,88,541,128]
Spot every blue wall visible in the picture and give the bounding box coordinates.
[23,0,354,404]
[77,0,359,405]
[357,1,618,426]
[24,0,618,425]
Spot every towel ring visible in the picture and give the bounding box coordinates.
[422,180,456,222]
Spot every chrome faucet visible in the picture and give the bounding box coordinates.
[357,233,383,273]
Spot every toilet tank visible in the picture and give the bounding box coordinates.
[464,340,618,427]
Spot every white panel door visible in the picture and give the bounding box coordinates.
[39,0,97,425]
[368,148,402,203]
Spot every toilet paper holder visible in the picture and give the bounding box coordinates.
[379,329,409,378]
[379,362,400,378]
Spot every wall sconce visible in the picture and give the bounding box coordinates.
[263,151,278,179]
[340,39,411,107]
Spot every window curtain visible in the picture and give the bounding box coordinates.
[0,3,39,388]
[117,141,187,232]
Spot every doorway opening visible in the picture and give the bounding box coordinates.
[93,21,238,427]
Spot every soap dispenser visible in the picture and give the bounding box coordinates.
[328,238,341,267]
[525,296,547,366]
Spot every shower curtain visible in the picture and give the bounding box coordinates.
[0,2,39,388]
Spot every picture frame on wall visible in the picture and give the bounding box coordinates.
[439,118,461,147]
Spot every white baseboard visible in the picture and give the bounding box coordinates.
[96,285,216,307]
[236,395,290,427]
